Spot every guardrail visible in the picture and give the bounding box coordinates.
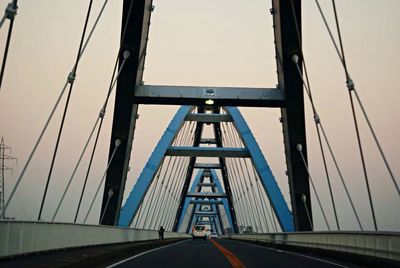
[0,220,190,258]
[228,231,400,262]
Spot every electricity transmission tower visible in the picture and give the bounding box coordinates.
[0,137,17,219]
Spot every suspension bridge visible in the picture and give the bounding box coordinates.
[0,0,399,267]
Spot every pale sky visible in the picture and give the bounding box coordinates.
[0,0,399,231]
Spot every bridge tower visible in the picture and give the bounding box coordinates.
[117,106,294,233]
[101,0,311,231]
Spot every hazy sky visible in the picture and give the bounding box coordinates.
[0,0,399,231]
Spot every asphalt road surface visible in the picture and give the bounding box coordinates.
[105,239,365,268]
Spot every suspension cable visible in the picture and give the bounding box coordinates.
[227,123,258,231]
[291,54,363,230]
[2,0,111,220]
[150,126,189,229]
[152,122,191,229]
[222,124,247,229]
[231,125,265,233]
[75,0,147,223]
[141,121,189,228]
[0,0,18,92]
[222,123,250,229]
[314,0,391,230]
[251,165,276,232]
[243,158,269,233]
[38,0,108,220]
[296,144,330,230]
[83,139,120,223]
[147,156,173,228]
[301,193,314,230]
[288,0,341,230]
[165,121,196,229]
[224,125,254,230]
[138,157,166,228]
[166,156,190,230]
[51,54,129,221]
[160,122,194,229]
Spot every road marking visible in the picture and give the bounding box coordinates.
[105,239,189,268]
[231,239,350,268]
[209,239,246,268]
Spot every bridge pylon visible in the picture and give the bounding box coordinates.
[118,106,294,233]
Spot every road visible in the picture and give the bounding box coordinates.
[106,239,365,268]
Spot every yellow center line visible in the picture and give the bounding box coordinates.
[209,239,246,268]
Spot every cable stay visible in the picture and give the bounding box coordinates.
[0,0,18,92]
[0,0,112,220]
[313,0,400,230]
[83,139,120,224]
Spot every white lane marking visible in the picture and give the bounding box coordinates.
[105,239,189,268]
[226,239,350,268]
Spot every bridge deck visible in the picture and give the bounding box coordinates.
[0,239,365,268]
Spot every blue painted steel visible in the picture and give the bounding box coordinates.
[190,200,223,205]
[177,169,204,231]
[118,106,192,226]
[210,169,234,228]
[187,169,233,233]
[226,107,294,231]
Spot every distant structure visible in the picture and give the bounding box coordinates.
[0,137,17,219]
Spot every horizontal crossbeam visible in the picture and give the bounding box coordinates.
[194,163,221,169]
[197,183,216,187]
[185,113,232,123]
[189,200,223,205]
[196,221,214,224]
[194,213,217,217]
[166,147,250,158]
[199,138,217,144]
[186,192,227,198]
[134,85,285,107]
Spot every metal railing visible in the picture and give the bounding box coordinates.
[228,231,400,261]
[0,220,189,257]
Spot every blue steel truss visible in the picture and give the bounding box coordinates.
[118,106,192,226]
[182,168,232,234]
[118,105,294,232]
[226,107,294,231]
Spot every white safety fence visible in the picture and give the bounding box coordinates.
[0,220,190,258]
[229,231,400,262]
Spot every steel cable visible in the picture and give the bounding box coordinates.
[83,139,120,223]
[51,55,129,221]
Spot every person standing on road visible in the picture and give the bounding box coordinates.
[158,226,165,240]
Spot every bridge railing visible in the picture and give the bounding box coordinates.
[0,220,189,258]
[228,231,400,262]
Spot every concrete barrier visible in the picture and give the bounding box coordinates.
[0,220,189,257]
[229,231,400,262]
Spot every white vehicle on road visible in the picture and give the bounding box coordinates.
[192,225,207,240]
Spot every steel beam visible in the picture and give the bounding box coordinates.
[210,169,234,230]
[100,0,153,226]
[194,163,221,169]
[186,192,227,198]
[173,107,205,231]
[197,183,216,187]
[134,85,285,107]
[189,200,223,205]
[166,147,250,158]
[212,107,239,233]
[194,213,217,217]
[272,0,312,231]
[185,113,232,123]
[199,138,217,144]
[227,107,294,231]
[176,168,203,231]
[117,106,191,226]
